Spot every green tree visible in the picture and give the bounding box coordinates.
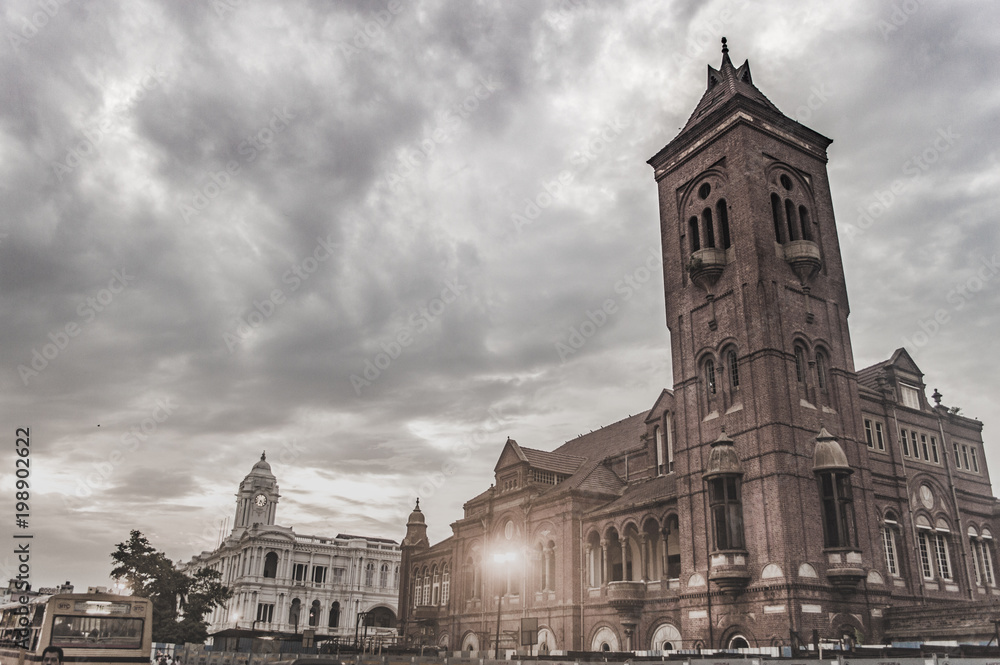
[111,530,231,644]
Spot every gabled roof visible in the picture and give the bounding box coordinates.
[494,437,586,475]
[553,413,648,462]
[857,348,923,390]
[887,347,923,377]
[644,388,675,423]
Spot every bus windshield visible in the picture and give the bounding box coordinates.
[50,615,145,649]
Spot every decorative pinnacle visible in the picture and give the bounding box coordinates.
[721,37,728,54]
[415,498,420,510]
[261,451,266,461]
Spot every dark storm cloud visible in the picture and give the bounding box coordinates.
[1,0,997,587]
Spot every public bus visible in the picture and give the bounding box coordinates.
[0,592,152,665]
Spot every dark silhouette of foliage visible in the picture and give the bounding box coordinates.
[111,530,231,644]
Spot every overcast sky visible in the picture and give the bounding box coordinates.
[1,0,998,591]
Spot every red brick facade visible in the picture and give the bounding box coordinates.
[397,42,1000,654]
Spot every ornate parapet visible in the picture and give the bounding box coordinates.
[606,580,645,618]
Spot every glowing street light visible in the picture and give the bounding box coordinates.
[493,551,517,658]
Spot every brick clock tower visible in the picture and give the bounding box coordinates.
[648,38,879,640]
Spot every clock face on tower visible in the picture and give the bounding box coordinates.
[254,493,268,508]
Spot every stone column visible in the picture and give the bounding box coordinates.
[585,545,593,587]
[600,540,608,585]
[639,535,648,582]
[661,531,670,580]
[542,545,552,591]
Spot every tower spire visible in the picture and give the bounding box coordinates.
[721,36,733,68]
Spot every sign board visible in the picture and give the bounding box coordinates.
[302,629,315,648]
[520,617,538,646]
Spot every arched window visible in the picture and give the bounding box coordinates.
[665,515,681,579]
[934,528,953,581]
[442,565,451,604]
[431,564,440,605]
[729,635,750,650]
[365,562,375,587]
[379,563,389,588]
[979,533,996,587]
[794,346,806,384]
[262,552,278,578]
[308,600,320,627]
[654,426,664,474]
[412,568,421,607]
[818,470,855,548]
[705,359,716,396]
[816,351,828,391]
[328,601,340,628]
[541,540,556,591]
[422,566,431,603]
[727,349,739,389]
[882,511,900,577]
[799,205,812,240]
[785,199,798,241]
[708,476,744,550]
[464,556,479,600]
[771,193,785,243]
[665,414,674,473]
[702,208,715,248]
[393,565,400,589]
[288,598,301,627]
[689,216,701,252]
[717,199,731,249]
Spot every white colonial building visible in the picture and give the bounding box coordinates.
[182,454,400,641]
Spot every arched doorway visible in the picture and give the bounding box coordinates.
[536,627,556,654]
[729,635,750,650]
[650,623,681,651]
[461,631,479,653]
[363,606,395,628]
[591,626,620,652]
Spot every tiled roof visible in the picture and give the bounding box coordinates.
[588,474,678,517]
[553,412,648,462]
[520,446,586,475]
[857,359,889,390]
[545,460,625,498]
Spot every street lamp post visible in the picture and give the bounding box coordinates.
[492,552,516,659]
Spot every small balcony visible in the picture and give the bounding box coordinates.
[783,240,821,283]
[708,551,751,596]
[606,581,645,617]
[688,248,727,290]
[413,604,440,620]
[825,550,865,592]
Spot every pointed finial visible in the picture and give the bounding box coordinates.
[932,388,942,405]
[721,37,728,55]
[261,451,266,461]
[415,498,420,510]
